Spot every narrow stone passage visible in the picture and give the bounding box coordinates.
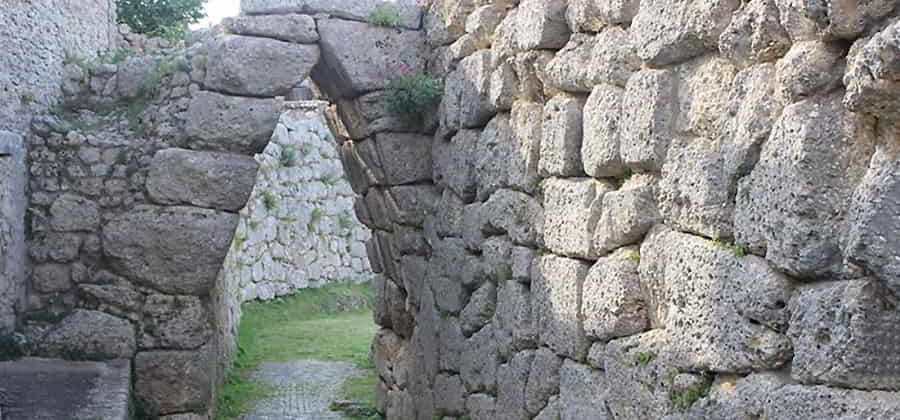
[245,359,363,420]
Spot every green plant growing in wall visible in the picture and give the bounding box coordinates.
[261,191,278,211]
[634,351,657,366]
[280,145,298,167]
[368,4,402,27]
[669,373,714,410]
[384,71,443,124]
[338,212,354,231]
[309,208,325,232]
[20,93,36,105]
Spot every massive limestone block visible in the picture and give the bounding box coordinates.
[461,324,500,394]
[438,316,465,372]
[386,185,439,227]
[515,0,570,50]
[241,0,422,30]
[466,393,497,420]
[337,91,420,140]
[315,18,426,99]
[525,347,563,416]
[594,174,661,253]
[103,205,238,295]
[508,101,543,190]
[844,21,900,121]
[184,91,283,155]
[542,177,614,259]
[604,330,675,419]
[475,113,540,201]
[534,255,590,360]
[846,143,900,294]
[460,282,496,336]
[544,34,596,93]
[669,372,790,420]
[717,0,791,68]
[496,350,533,420]
[441,50,497,133]
[493,280,536,359]
[480,189,543,247]
[489,61,519,110]
[36,310,136,360]
[788,279,900,390]
[222,13,318,43]
[583,247,647,341]
[582,84,626,177]
[540,94,587,177]
[775,41,846,103]
[424,0,482,45]
[134,348,213,415]
[373,132,432,185]
[146,148,258,212]
[764,384,900,419]
[49,193,99,232]
[620,69,676,171]
[640,227,793,372]
[630,0,740,66]
[591,27,642,87]
[434,373,466,416]
[140,294,211,350]
[466,5,507,48]
[204,35,319,96]
[674,55,737,139]
[658,136,735,239]
[433,129,479,202]
[568,0,640,31]
[734,95,876,278]
[559,359,610,419]
[788,0,896,40]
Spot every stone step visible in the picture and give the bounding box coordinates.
[0,358,130,420]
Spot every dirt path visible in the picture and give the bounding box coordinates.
[242,359,364,420]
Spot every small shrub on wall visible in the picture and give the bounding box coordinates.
[368,4,402,27]
[117,0,206,40]
[384,73,443,124]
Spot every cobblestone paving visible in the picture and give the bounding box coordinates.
[243,359,362,420]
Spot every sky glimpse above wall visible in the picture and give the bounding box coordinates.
[192,0,240,28]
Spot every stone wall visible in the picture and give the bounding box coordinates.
[223,102,373,302]
[0,131,27,334]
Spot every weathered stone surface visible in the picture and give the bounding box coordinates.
[222,13,318,43]
[241,0,422,30]
[846,143,900,294]
[542,177,614,259]
[594,175,660,254]
[489,61,519,111]
[441,50,496,132]
[438,316,465,372]
[433,129,478,201]
[466,5,506,48]
[204,35,319,96]
[789,0,896,40]
[134,348,212,415]
[582,84,626,177]
[718,0,790,68]
[516,0,569,50]
[32,263,71,293]
[592,27,642,87]
[315,18,426,99]
[734,95,876,278]
[140,294,210,350]
[461,324,499,393]
[466,393,497,420]
[674,55,736,138]
[37,309,135,360]
[103,205,238,295]
[630,0,740,66]
[620,69,676,171]
[49,193,99,232]
[0,130,25,333]
[460,282,496,336]
[434,373,466,416]
[844,21,900,120]
[583,247,647,341]
[146,148,258,212]
[775,41,845,102]
[493,350,531,420]
[508,101,543,190]
[480,189,543,246]
[765,384,900,419]
[374,132,433,185]
[604,330,673,419]
[534,255,590,360]
[493,280,536,359]
[544,34,595,93]
[424,0,481,46]
[540,94,587,177]
[667,372,789,420]
[788,279,900,390]
[525,347,563,416]
[387,185,438,227]
[559,359,609,419]
[337,91,420,141]
[184,91,283,155]
[476,113,534,200]
[641,227,793,372]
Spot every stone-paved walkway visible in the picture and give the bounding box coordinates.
[242,359,363,420]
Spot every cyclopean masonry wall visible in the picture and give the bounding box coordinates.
[6,0,900,419]
[0,131,27,334]
[222,102,373,303]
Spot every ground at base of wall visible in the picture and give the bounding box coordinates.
[216,282,380,420]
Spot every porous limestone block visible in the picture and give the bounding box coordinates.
[604,330,674,419]
[595,0,641,26]
[496,350,533,420]
[466,393,497,420]
[786,0,896,40]
[513,50,557,102]
[591,27,642,87]
[630,0,740,66]
[493,280,536,359]
[315,18,426,99]
[544,34,596,93]
[465,5,507,48]
[204,35,319,96]
[620,69,676,171]
[775,41,846,103]
[139,294,210,350]
[475,114,522,200]
[35,309,136,360]
[134,348,213,415]
[240,0,422,30]
[146,148,258,212]
[534,255,590,360]
[184,91,283,155]
[515,0,570,50]
[480,189,543,247]
[668,372,789,420]
[460,281,496,335]
[424,0,483,46]
[103,205,238,295]
[387,184,439,227]
[582,84,626,177]
[542,177,614,260]
[788,279,900,390]
[525,347,563,416]
[734,95,876,278]
[434,374,466,416]
[559,359,610,420]
[489,61,519,111]
[489,8,520,66]
[764,384,900,419]
[640,226,793,372]
[461,324,500,394]
[674,55,737,139]
[49,193,99,232]
[844,21,900,121]
[373,132,433,185]
[717,0,791,68]
[438,316,465,372]
[583,247,647,341]
[336,91,420,141]
[433,129,479,202]
[594,175,661,254]
[222,13,318,43]
[508,101,543,191]
[441,50,497,132]
[540,94,587,177]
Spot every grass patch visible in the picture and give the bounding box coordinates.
[216,282,378,420]
[368,4,401,27]
[669,373,714,410]
[280,145,297,167]
[333,372,382,419]
[634,351,657,366]
[261,191,277,211]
